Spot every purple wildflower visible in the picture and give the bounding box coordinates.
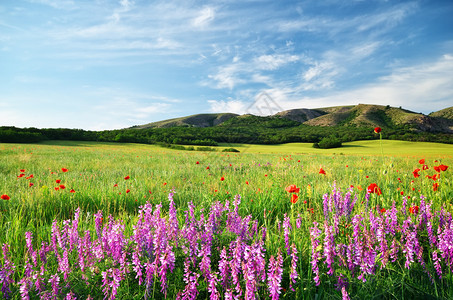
[267,249,283,300]
[283,214,291,255]
[310,222,322,286]
[289,243,299,291]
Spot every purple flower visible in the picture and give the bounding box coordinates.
[323,221,335,276]
[267,249,283,300]
[310,222,322,286]
[1,244,15,298]
[289,243,299,291]
[283,214,291,255]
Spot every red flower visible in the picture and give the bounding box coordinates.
[367,183,382,195]
[412,169,420,178]
[220,176,225,181]
[56,179,61,184]
[206,166,210,170]
[319,168,326,175]
[245,181,249,185]
[54,187,60,191]
[419,159,425,165]
[291,194,299,204]
[374,127,382,134]
[124,175,130,180]
[380,208,386,214]
[29,182,34,187]
[285,185,300,193]
[439,164,448,172]
[196,161,199,164]
[20,169,25,172]
[1,194,10,200]
[70,189,75,193]
[26,174,34,179]
[17,174,25,178]
[59,185,66,189]
[422,164,429,170]
[163,182,167,185]
[113,183,118,187]
[433,166,441,172]
[433,182,439,191]
[409,206,419,214]
[61,168,68,173]
[126,189,130,193]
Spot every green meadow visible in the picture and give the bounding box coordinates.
[0,140,452,299]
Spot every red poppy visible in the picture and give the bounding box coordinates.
[422,164,429,170]
[70,189,75,193]
[26,174,34,179]
[367,183,382,195]
[196,161,199,164]
[54,187,60,191]
[409,206,419,214]
[163,182,167,185]
[319,168,326,175]
[412,169,420,178]
[433,166,441,172]
[374,127,382,134]
[206,166,210,170]
[245,181,249,185]
[380,208,386,214]
[433,182,439,191]
[126,189,130,193]
[56,179,61,184]
[427,174,439,181]
[29,182,34,187]
[61,168,68,173]
[439,164,448,172]
[1,194,10,200]
[285,185,300,193]
[291,194,299,204]
[17,174,25,178]
[113,184,118,187]
[220,176,225,181]
[419,159,425,165]
[20,169,25,172]
[59,185,65,189]
[124,176,130,180]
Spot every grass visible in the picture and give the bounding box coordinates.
[0,140,452,299]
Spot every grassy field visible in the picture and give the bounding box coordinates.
[0,140,452,299]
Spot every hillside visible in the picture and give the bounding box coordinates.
[134,113,238,129]
[131,104,453,134]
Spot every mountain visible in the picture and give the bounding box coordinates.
[134,104,453,134]
[134,113,238,129]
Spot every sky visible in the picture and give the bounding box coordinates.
[1,0,453,130]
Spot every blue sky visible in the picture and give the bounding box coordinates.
[1,0,452,130]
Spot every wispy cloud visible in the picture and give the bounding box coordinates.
[191,6,216,29]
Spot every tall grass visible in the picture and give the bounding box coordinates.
[0,141,452,299]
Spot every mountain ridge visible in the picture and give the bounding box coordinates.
[134,104,453,133]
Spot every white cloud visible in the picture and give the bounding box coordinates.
[207,64,245,90]
[254,54,299,70]
[192,6,215,29]
[208,99,248,114]
[285,53,453,113]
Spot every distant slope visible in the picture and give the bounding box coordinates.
[300,104,452,133]
[274,108,327,122]
[428,106,453,132]
[429,107,453,120]
[133,104,453,134]
[135,113,238,129]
